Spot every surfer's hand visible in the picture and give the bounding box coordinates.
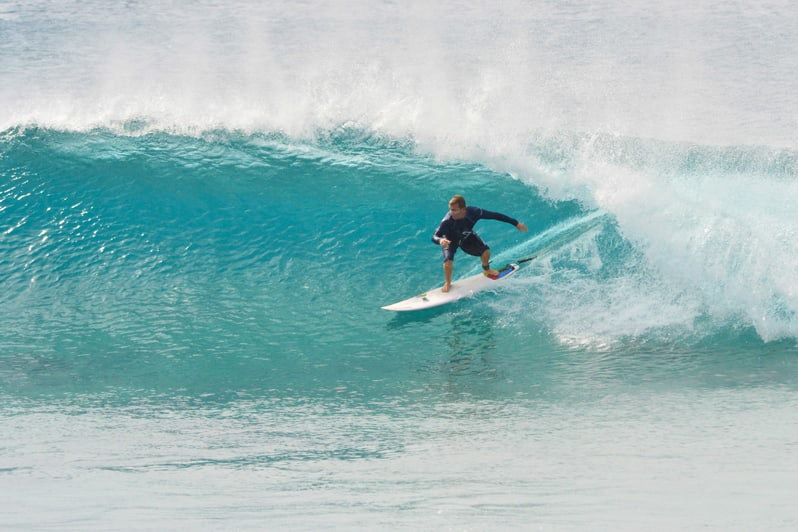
[516,222,528,232]
[440,238,451,248]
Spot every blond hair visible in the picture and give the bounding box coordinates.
[448,195,466,209]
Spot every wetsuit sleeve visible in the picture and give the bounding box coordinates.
[431,217,450,244]
[474,207,519,227]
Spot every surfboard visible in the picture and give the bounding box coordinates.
[381,263,520,312]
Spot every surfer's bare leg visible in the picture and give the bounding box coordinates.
[481,249,499,277]
[442,259,453,292]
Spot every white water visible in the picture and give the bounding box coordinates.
[2,1,797,146]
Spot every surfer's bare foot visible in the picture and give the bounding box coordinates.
[483,269,499,277]
[442,283,452,293]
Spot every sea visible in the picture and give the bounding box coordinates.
[2,0,798,529]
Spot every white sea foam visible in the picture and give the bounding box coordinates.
[3,1,797,145]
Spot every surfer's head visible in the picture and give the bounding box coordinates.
[448,195,467,219]
[449,195,466,209]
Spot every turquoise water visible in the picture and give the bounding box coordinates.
[3,1,798,529]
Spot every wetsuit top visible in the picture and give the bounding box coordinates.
[431,206,519,245]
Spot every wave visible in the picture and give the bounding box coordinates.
[2,126,797,351]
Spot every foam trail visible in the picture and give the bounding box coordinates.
[510,211,609,264]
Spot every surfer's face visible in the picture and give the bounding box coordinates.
[449,204,466,219]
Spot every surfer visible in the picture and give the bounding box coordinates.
[432,195,528,292]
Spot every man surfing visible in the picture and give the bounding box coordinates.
[432,195,528,292]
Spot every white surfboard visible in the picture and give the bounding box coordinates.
[381,263,520,312]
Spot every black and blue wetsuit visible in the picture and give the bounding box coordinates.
[432,206,519,262]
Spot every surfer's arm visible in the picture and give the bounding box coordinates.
[476,208,521,227]
[432,218,452,246]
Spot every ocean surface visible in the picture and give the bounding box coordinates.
[2,0,798,529]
